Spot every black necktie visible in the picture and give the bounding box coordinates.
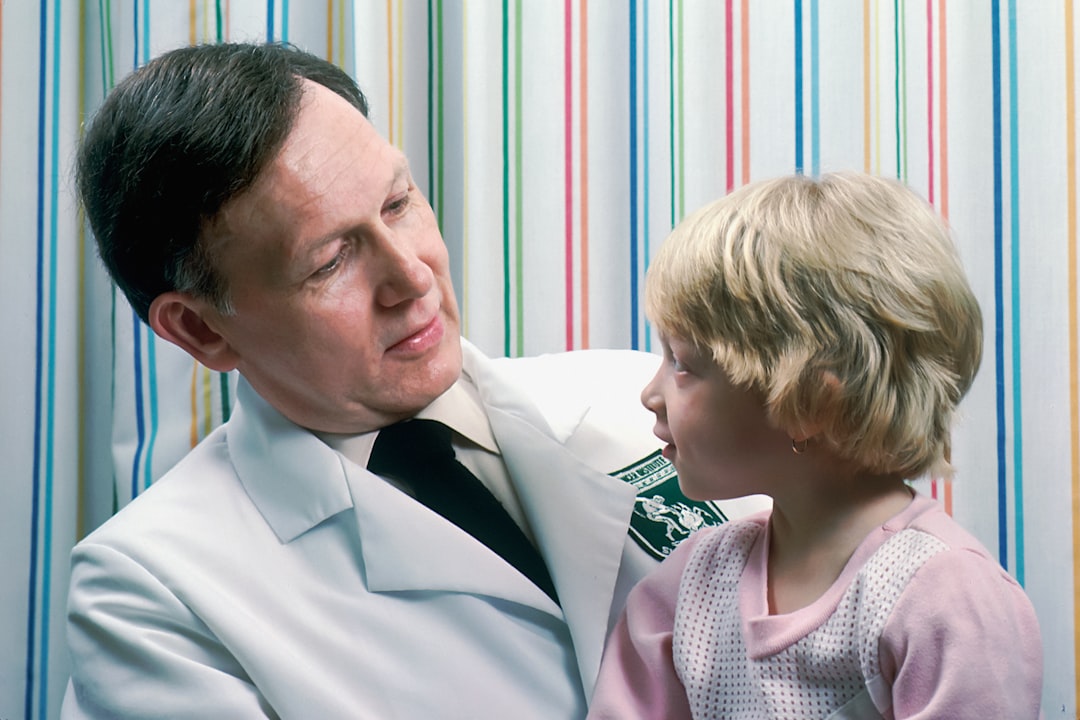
[368,419,559,604]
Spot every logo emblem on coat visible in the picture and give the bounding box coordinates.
[610,450,728,559]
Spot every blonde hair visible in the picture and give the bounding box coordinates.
[645,172,983,479]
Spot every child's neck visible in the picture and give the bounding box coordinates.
[765,475,913,615]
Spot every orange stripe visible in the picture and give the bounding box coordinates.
[327,0,334,61]
[579,0,589,348]
[1065,0,1080,711]
[741,0,749,185]
[938,0,952,515]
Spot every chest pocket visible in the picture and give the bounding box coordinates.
[610,450,730,559]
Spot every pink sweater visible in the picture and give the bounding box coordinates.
[588,494,1043,719]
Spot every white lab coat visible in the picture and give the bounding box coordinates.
[62,341,767,719]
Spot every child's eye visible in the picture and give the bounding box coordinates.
[671,354,687,373]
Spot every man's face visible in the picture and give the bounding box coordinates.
[202,80,462,433]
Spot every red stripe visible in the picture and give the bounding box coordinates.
[579,0,590,348]
[564,0,574,349]
[725,0,735,192]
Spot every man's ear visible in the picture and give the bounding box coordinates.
[147,292,240,372]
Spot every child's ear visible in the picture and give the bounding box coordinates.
[792,370,844,441]
[147,292,240,373]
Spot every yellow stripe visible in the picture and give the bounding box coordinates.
[396,0,404,146]
[1066,0,1080,711]
[189,362,199,448]
[189,0,197,45]
[202,365,213,437]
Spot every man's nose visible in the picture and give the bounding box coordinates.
[372,234,434,306]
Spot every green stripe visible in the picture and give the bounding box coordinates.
[436,0,445,230]
[514,0,523,357]
[676,0,684,220]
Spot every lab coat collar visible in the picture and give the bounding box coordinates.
[227,378,354,543]
[227,342,638,694]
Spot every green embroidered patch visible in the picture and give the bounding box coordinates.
[611,450,729,559]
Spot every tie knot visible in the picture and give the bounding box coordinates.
[368,419,456,479]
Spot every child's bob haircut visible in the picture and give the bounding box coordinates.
[645,172,983,480]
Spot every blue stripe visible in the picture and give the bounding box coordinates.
[130,315,146,500]
[281,0,289,43]
[142,0,150,63]
[668,0,675,229]
[990,0,1008,569]
[502,0,510,357]
[793,0,803,174]
[643,0,652,353]
[810,0,819,176]
[630,0,640,351]
[132,0,138,69]
[38,5,63,715]
[267,0,274,41]
[1007,0,1024,584]
[26,4,48,718]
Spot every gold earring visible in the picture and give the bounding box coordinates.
[791,438,808,454]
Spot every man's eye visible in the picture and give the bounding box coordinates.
[385,193,411,216]
[314,249,347,276]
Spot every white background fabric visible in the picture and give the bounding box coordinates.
[0,2,1074,717]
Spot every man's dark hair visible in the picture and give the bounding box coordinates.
[77,42,369,323]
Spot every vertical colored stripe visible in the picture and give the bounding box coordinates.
[990,0,1008,569]
[938,0,949,221]
[676,0,684,220]
[741,0,750,186]
[386,0,394,145]
[725,0,734,193]
[893,0,901,177]
[642,0,651,352]
[1066,2,1080,710]
[1007,0,1024,584]
[396,1,403,144]
[563,0,573,350]
[327,0,333,59]
[189,363,199,448]
[794,0,804,173]
[668,0,675,229]
[514,0,523,356]
[426,0,434,205]
[810,0,820,176]
[26,5,48,715]
[190,1,196,45]
[462,0,470,335]
[630,1,639,351]
[141,2,158,491]
[579,0,590,348]
[436,0,445,230]
[502,0,510,356]
[281,0,288,42]
[863,0,871,172]
[925,0,934,205]
[725,0,734,192]
[266,0,274,40]
[76,0,90,545]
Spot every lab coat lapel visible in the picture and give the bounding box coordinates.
[347,459,562,615]
[464,342,638,697]
[486,405,637,697]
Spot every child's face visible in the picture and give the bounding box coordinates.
[641,333,792,501]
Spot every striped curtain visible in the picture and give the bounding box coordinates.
[1,1,1076,718]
